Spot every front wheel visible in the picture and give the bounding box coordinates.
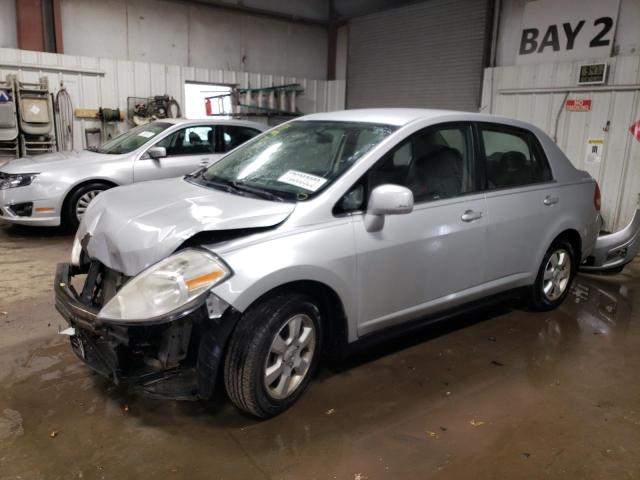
[223,294,322,418]
[529,240,576,311]
[63,182,110,231]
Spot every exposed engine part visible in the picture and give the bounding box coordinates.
[158,319,193,368]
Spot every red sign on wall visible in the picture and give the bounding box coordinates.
[565,99,592,111]
[630,121,640,143]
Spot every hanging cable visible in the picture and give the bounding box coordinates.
[55,84,74,151]
[98,108,121,122]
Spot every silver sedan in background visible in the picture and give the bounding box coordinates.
[0,118,266,229]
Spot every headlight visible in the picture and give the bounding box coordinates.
[98,249,231,322]
[0,173,38,190]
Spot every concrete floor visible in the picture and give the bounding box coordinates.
[1,222,640,480]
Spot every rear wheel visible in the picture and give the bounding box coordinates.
[223,294,322,418]
[63,182,111,231]
[530,240,575,311]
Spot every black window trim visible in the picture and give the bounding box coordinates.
[475,121,555,192]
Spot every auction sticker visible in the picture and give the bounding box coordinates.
[138,131,156,138]
[278,170,327,192]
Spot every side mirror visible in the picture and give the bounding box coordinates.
[365,184,413,232]
[147,146,167,159]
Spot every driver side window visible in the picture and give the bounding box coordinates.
[370,124,475,203]
[335,123,476,214]
[156,126,215,156]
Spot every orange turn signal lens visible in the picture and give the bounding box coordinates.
[35,207,55,213]
[185,270,224,291]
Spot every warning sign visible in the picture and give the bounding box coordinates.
[630,121,640,143]
[565,99,592,111]
[585,138,604,164]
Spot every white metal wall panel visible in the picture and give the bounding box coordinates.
[346,0,490,110]
[0,47,346,152]
[480,55,640,231]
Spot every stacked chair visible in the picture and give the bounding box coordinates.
[16,76,57,156]
[0,75,19,160]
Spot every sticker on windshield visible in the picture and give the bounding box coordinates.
[138,131,156,138]
[278,170,327,192]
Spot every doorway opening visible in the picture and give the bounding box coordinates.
[184,82,233,119]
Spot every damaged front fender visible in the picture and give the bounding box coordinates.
[581,208,640,273]
[54,262,241,400]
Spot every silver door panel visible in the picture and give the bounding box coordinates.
[354,192,488,335]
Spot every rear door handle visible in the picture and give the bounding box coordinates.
[543,195,559,206]
[461,210,483,222]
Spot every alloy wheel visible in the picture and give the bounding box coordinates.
[264,313,316,400]
[75,190,102,221]
[542,248,571,301]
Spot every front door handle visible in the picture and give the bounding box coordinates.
[543,195,559,206]
[200,158,210,166]
[461,210,483,222]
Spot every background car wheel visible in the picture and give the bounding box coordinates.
[63,182,111,231]
[223,293,322,418]
[530,239,576,311]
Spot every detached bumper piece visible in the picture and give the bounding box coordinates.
[581,208,640,273]
[54,262,236,400]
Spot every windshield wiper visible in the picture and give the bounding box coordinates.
[200,176,287,202]
[185,166,207,179]
[228,180,287,202]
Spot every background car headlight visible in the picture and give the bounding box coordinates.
[98,249,231,322]
[0,173,38,190]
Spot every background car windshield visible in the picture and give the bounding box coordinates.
[98,122,171,154]
[202,121,397,199]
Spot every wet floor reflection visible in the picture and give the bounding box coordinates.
[1,269,639,479]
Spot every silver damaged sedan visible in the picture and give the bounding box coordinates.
[54,109,640,417]
[0,118,266,229]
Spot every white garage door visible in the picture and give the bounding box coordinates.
[347,0,490,111]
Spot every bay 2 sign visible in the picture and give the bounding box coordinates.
[516,0,619,65]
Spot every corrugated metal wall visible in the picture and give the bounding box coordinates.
[346,0,490,110]
[480,55,640,231]
[0,47,346,152]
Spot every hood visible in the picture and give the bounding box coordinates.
[0,150,111,173]
[78,177,296,276]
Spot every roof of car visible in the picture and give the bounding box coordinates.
[156,118,267,129]
[300,108,503,127]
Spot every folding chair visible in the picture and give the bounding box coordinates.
[0,75,19,160]
[16,76,56,155]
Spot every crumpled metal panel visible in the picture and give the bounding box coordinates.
[581,209,640,273]
[78,177,295,276]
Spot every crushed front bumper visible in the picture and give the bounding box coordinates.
[54,262,238,400]
[580,209,640,273]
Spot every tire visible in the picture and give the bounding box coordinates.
[63,182,111,231]
[223,293,322,418]
[529,239,576,311]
